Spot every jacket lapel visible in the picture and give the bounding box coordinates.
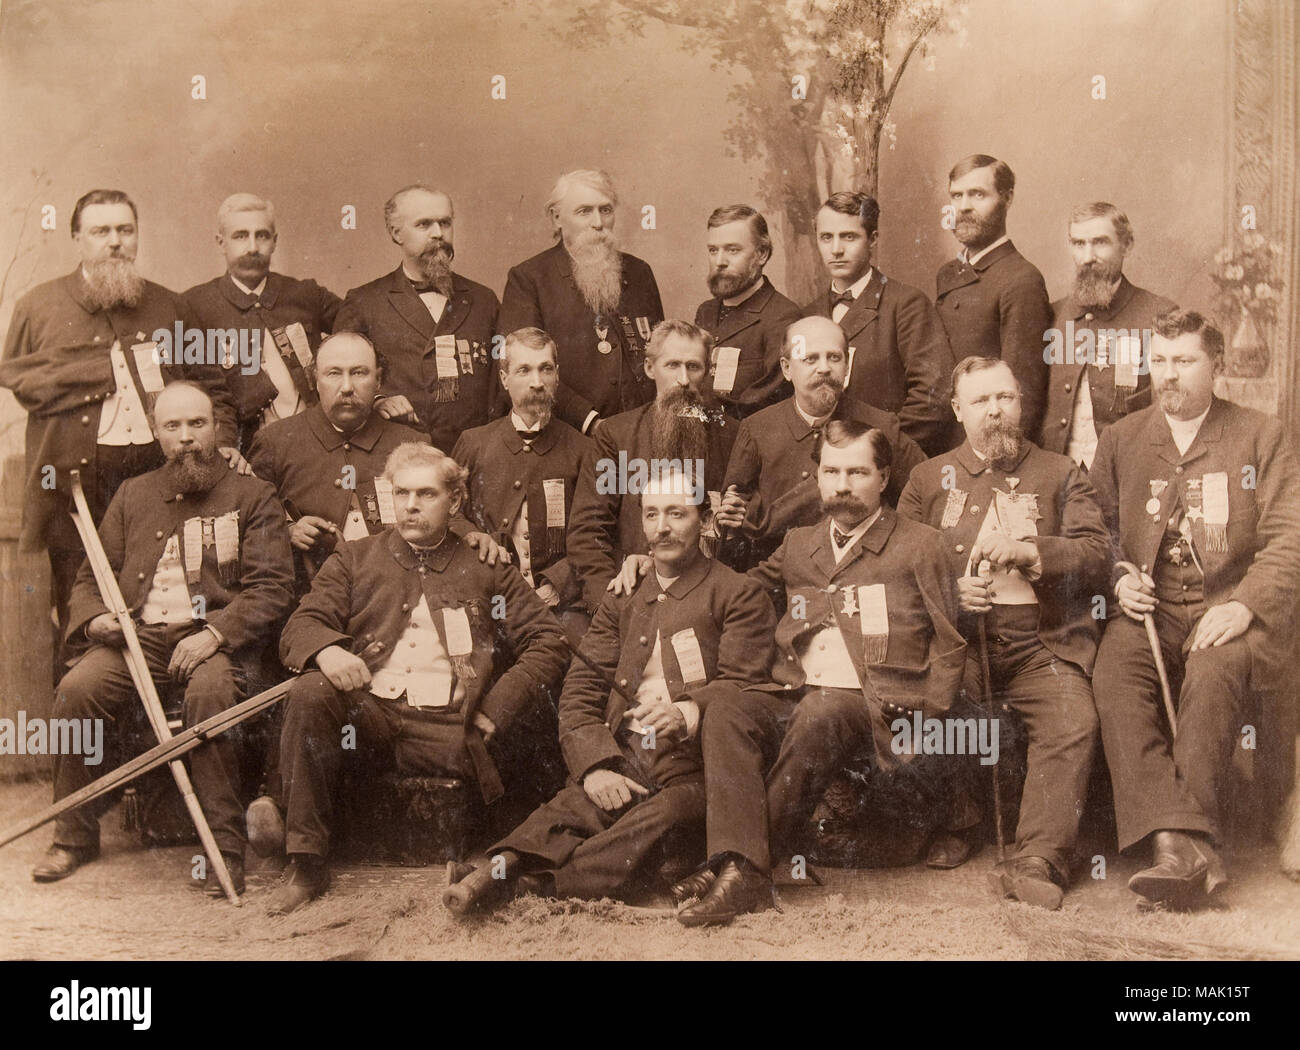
[838,270,885,342]
[436,275,473,335]
[386,267,436,340]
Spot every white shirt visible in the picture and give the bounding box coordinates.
[793,400,834,431]
[1065,372,1099,469]
[140,535,193,625]
[230,275,267,298]
[369,595,465,709]
[966,445,1041,604]
[1164,405,1211,457]
[830,268,874,324]
[97,342,154,446]
[401,267,447,323]
[628,571,700,740]
[963,234,1010,267]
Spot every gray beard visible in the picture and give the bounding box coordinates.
[567,235,623,318]
[82,258,144,310]
[975,419,1023,464]
[1073,263,1122,309]
[799,377,843,418]
[416,245,456,297]
[162,446,227,494]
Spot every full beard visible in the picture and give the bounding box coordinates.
[954,204,1006,251]
[649,386,714,464]
[416,243,456,297]
[974,418,1023,465]
[82,257,144,310]
[707,261,762,299]
[1157,383,1189,416]
[162,446,227,495]
[1072,260,1123,309]
[567,231,623,318]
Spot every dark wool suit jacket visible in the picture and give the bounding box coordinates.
[334,267,499,453]
[497,242,664,430]
[566,401,737,611]
[1090,397,1300,678]
[450,413,594,605]
[720,395,926,568]
[935,240,1053,440]
[559,555,777,783]
[804,269,954,456]
[0,270,238,552]
[897,438,1110,675]
[694,275,800,418]
[748,507,967,718]
[1038,276,1176,455]
[182,271,343,437]
[65,462,294,656]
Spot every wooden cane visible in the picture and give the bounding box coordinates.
[1115,561,1177,737]
[971,563,1007,863]
[68,471,242,905]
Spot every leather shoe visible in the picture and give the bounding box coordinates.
[926,827,981,870]
[245,796,285,858]
[266,856,330,915]
[204,853,246,898]
[668,866,716,904]
[1128,830,1210,907]
[32,843,99,883]
[677,858,771,927]
[988,855,1064,910]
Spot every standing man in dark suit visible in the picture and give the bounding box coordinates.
[803,192,953,456]
[498,170,664,435]
[675,422,967,926]
[567,320,745,613]
[269,442,569,914]
[1090,310,1300,908]
[451,327,595,644]
[898,356,1109,907]
[443,471,776,913]
[693,204,800,418]
[333,185,499,454]
[1038,203,1176,467]
[0,189,240,657]
[183,193,343,451]
[936,156,1053,440]
[722,315,926,569]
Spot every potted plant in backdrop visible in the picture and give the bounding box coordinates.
[1210,232,1283,379]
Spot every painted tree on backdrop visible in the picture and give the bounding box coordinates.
[516,0,968,303]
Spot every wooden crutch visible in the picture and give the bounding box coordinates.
[68,470,242,905]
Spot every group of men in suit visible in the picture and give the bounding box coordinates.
[2,154,1296,923]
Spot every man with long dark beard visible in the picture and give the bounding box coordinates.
[29,382,294,892]
[0,189,241,669]
[567,320,745,614]
[334,185,499,454]
[898,357,1108,904]
[1038,203,1176,466]
[498,170,664,435]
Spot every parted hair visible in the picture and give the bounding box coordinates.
[1152,308,1225,361]
[707,204,772,260]
[71,189,137,236]
[950,355,1020,399]
[820,191,880,238]
[383,442,468,505]
[814,420,893,473]
[217,193,275,231]
[949,154,1016,199]
[1069,201,1133,249]
[646,318,713,363]
[500,326,558,375]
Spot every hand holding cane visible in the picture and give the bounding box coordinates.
[1115,560,1177,736]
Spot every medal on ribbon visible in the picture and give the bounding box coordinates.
[213,511,240,586]
[1201,472,1230,553]
[431,334,459,403]
[940,489,967,529]
[1146,478,1167,517]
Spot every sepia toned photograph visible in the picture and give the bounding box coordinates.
[0,0,1296,994]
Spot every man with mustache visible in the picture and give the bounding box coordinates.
[898,357,1109,903]
[803,193,954,456]
[334,185,499,454]
[269,442,569,913]
[30,381,294,892]
[721,315,927,569]
[1090,309,1300,908]
[451,327,595,645]
[443,471,776,914]
[0,189,240,669]
[498,170,664,435]
[1038,203,1176,467]
[567,320,744,614]
[183,193,343,451]
[693,204,801,418]
[671,421,966,925]
[935,155,1053,441]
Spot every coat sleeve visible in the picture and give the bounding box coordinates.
[747,533,789,615]
[279,545,356,672]
[997,272,1053,439]
[314,280,344,334]
[1030,462,1109,596]
[206,485,296,652]
[566,420,622,610]
[1229,421,1300,632]
[888,429,928,506]
[676,576,777,713]
[895,467,926,524]
[65,480,128,641]
[556,592,625,780]
[894,288,955,457]
[1087,423,1128,588]
[908,528,967,718]
[477,560,569,733]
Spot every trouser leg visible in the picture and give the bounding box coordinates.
[181,652,246,856]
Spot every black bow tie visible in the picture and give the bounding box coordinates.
[832,526,853,547]
[831,289,855,309]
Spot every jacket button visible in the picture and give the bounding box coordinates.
[333,479,342,487]
[1059,418,1068,427]
[619,678,629,687]
[1174,466,1183,475]
[79,458,89,466]
[365,633,374,641]
[84,394,92,402]
[970,505,979,514]
[343,443,351,451]
[955,544,965,553]
[156,531,164,539]
[81,415,90,425]
[656,594,666,602]
[137,572,146,580]
[513,480,522,489]
[501,519,509,528]
[1064,383,1072,393]
[800,470,809,479]
[639,636,648,644]
[401,603,410,612]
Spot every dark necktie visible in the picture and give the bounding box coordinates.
[831,289,855,310]
[832,526,852,547]
[410,279,440,294]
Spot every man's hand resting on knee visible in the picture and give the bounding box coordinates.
[582,768,649,812]
[315,645,372,692]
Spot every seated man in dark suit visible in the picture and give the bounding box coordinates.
[268,442,569,914]
[443,470,776,913]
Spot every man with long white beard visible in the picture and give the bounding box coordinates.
[567,320,745,614]
[498,170,664,435]
[334,185,499,454]
[30,381,294,892]
[0,189,240,665]
[1038,203,1176,467]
